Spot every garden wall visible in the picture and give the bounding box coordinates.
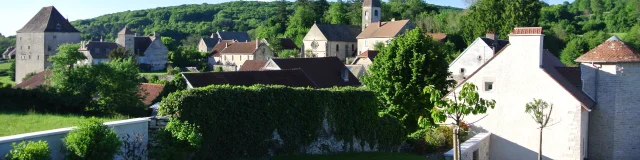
[444,132,491,160]
[0,117,149,160]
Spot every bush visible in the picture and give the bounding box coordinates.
[5,141,50,160]
[63,118,122,159]
[159,85,406,159]
[148,129,196,160]
[0,88,85,113]
[408,126,456,154]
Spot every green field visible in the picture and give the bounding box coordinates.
[270,152,435,160]
[0,112,125,137]
[0,61,14,86]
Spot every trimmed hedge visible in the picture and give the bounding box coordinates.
[0,88,86,113]
[159,85,406,159]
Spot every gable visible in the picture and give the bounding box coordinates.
[449,38,489,66]
[304,25,328,41]
[144,39,169,56]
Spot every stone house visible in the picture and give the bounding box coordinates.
[116,27,169,71]
[301,23,360,61]
[207,39,236,67]
[2,47,15,59]
[356,19,414,54]
[198,31,251,53]
[15,6,81,83]
[77,40,118,65]
[217,40,274,69]
[447,27,594,160]
[448,31,509,83]
[262,57,361,88]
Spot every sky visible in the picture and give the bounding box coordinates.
[0,0,574,36]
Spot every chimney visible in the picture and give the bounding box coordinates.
[341,68,350,82]
[255,39,259,49]
[100,36,103,42]
[508,27,544,68]
[134,33,137,37]
[225,42,229,48]
[378,21,382,27]
[486,31,496,40]
[210,33,215,38]
[391,18,396,21]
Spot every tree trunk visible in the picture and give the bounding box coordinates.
[454,126,461,160]
[538,128,542,160]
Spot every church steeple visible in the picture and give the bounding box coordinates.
[362,0,382,31]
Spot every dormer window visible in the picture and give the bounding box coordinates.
[56,23,61,30]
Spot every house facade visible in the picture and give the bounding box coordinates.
[218,40,274,69]
[116,27,169,71]
[301,24,360,61]
[15,6,81,83]
[78,41,118,65]
[356,19,414,54]
[198,31,251,53]
[448,32,509,83]
[448,27,594,159]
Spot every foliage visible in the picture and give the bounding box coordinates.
[560,38,589,66]
[169,46,207,68]
[158,85,406,159]
[362,29,451,133]
[49,45,145,116]
[108,46,135,60]
[150,75,186,104]
[214,66,223,72]
[5,141,50,160]
[424,83,495,159]
[461,0,542,44]
[323,0,349,24]
[278,49,299,58]
[525,99,553,160]
[63,118,122,160]
[0,33,15,54]
[22,72,37,81]
[119,133,148,160]
[148,129,196,160]
[8,59,16,82]
[161,37,179,52]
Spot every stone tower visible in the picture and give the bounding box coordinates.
[15,6,80,83]
[116,27,135,53]
[576,36,640,159]
[362,0,381,31]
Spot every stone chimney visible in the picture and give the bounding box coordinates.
[210,33,215,38]
[486,31,497,40]
[508,27,544,68]
[225,42,229,48]
[255,39,259,49]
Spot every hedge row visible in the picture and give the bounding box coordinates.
[159,85,406,159]
[0,88,86,113]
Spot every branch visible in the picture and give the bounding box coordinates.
[542,104,553,127]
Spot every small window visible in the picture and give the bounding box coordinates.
[460,68,465,73]
[48,46,51,51]
[53,35,57,39]
[336,44,339,51]
[351,44,354,51]
[364,11,368,16]
[484,82,494,91]
[27,46,30,50]
[473,149,479,160]
[240,55,242,61]
[374,10,378,17]
[20,46,22,50]
[365,40,369,47]
[56,23,61,30]
[105,49,110,53]
[20,37,22,41]
[94,48,100,53]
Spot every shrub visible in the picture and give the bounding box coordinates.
[408,126,455,154]
[159,85,406,159]
[63,118,122,159]
[5,141,50,160]
[148,129,196,160]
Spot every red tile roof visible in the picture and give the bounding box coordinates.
[358,50,379,61]
[138,83,164,106]
[210,40,236,57]
[239,60,267,71]
[15,70,51,89]
[357,20,411,38]
[510,27,543,35]
[220,41,259,55]
[427,33,447,41]
[575,36,640,63]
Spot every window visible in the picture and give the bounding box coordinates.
[351,44,354,51]
[53,35,57,39]
[20,46,22,50]
[56,23,61,30]
[484,81,494,91]
[365,40,369,47]
[48,46,51,51]
[460,68,465,73]
[28,46,30,50]
[374,10,378,17]
[473,149,479,160]
[94,48,100,53]
[336,44,339,51]
[240,55,242,61]
[105,49,110,53]
[364,11,368,16]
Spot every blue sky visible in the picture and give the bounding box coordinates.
[0,0,574,36]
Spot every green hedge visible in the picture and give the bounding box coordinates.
[159,85,406,159]
[0,88,86,113]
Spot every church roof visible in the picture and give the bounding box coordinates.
[201,38,219,47]
[134,37,152,56]
[17,6,79,33]
[357,20,411,39]
[118,27,135,35]
[315,24,361,42]
[220,41,259,55]
[575,36,640,63]
[362,0,381,7]
[217,31,251,42]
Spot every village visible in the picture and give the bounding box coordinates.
[0,0,639,160]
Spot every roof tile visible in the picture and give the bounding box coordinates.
[138,83,164,105]
[575,36,640,63]
[510,27,543,35]
[239,60,267,71]
[358,20,412,38]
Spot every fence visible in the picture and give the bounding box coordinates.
[444,132,491,160]
[0,117,149,160]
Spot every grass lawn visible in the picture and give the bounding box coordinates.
[0,112,125,137]
[0,61,14,86]
[270,152,434,160]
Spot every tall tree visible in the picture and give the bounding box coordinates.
[462,0,542,43]
[285,5,317,46]
[525,99,553,160]
[560,37,589,66]
[590,0,604,14]
[502,0,542,36]
[362,29,451,133]
[323,0,349,24]
[424,83,496,160]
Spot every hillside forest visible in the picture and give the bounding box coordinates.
[0,0,639,67]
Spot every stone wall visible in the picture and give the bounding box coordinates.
[15,32,80,83]
[444,132,491,160]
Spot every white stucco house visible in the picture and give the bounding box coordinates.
[217,40,274,69]
[301,23,360,61]
[448,31,509,83]
[78,41,118,65]
[447,27,595,160]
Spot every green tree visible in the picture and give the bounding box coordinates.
[278,49,299,58]
[5,141,50,160]
[181,35,202,48]
[625,25,640,50]
[169,46,207,68]
[64,118,122,159]
[590,0,604,14]
[424,83,496,160]
[48,44,86,69]
[161,37,179,52]
[525,99,554,160]
[8,59,15,81]
[323,0,349,24]
[362,29,451,133]
[285,5,317,46]
[560,38,589,66]
[502,0,542,36]
[462,0,542,43]
[107,46,134,60]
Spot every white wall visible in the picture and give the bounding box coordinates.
[448,38,494,79]
[444,133,491,160]
[449,34,586,160]
[221,54,254,67]
[0,118,149,160]
[357,38,391,54]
